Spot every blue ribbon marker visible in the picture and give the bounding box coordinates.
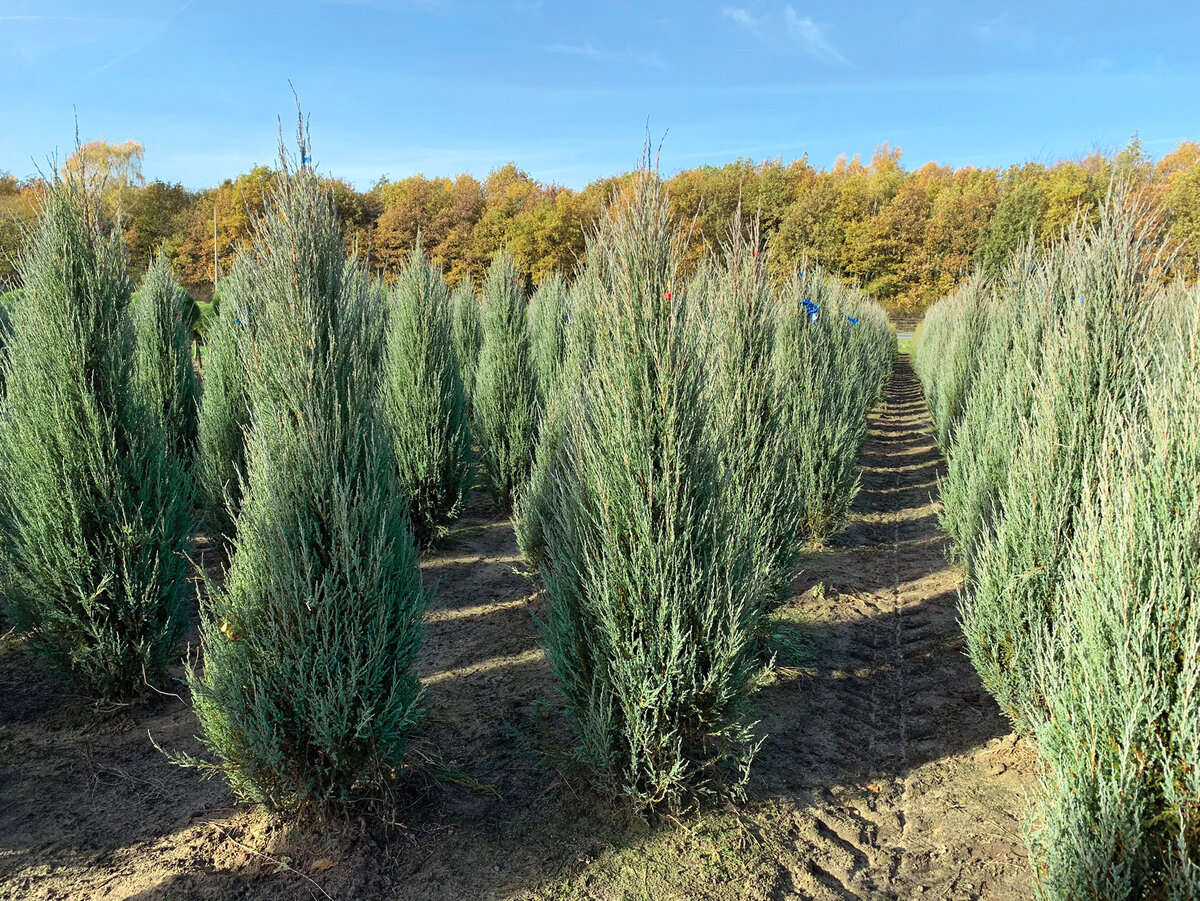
[847,316,858,325]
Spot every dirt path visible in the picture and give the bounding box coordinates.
[0,358,1037,900]
[743,357,1036,899]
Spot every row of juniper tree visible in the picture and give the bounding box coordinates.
[914,192,1200,898]
[0,133,893,817]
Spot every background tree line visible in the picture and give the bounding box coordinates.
[3,136,1199,313]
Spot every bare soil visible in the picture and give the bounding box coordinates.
[0,358,1036,900]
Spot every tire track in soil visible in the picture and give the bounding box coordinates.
[754,358,1035,901]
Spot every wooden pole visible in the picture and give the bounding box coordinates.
[213,205,219,286]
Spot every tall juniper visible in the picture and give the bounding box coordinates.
[132,251,200,461]
[382,244,471,545]
[0,171,193,700]
[537,169,767,811]
[473,252,539,510]
[186,136,427,814]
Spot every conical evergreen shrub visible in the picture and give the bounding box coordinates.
[381,244,471,546]
[921,242,1058,572]
[473,252,539,510]
[1027,301,1200,899]
[186,144,427,815]
[537,170,766,811]
[774,268,893,542]
[132,252,199,460]
[527,271,568,403]
[450,279,482,407]
[195,266,251,541]
[0,173,193,700]
[0,289,17,397]
[912,189,1200,896]
[962,201,1157,731]
[698,217,801,608]
[515,265,597,572]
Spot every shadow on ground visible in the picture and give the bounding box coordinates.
[1,359,1029,901]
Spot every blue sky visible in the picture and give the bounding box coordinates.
[1,1,1197,190]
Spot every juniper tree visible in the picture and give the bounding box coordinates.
[515,264,597,572]
[382,245,471,545]
[473,252,539,510]
[922,242,1058,572]
[774,267,893,542]
[962,200,1158,731]
[451,279,482,407]
[132,252,199,460]
[0,173,193,700]
[186,141,426,815]
[526,271,568,403]
[1028,302,1200,899]
[699,217,802,608]
[195,263,251,540]
[537,170,766,811]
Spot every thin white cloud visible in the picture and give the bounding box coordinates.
[546,42,606,61]
[722,4,848,66]
[544,42,666,70]
[721,6,762,37]
[88,0,197,77]
[0,14,136,68]
[784,6,847,65]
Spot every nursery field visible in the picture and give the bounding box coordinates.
[0,359,1037,901]
[2,123,1197,901]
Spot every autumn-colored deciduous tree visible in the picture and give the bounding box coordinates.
[173,166,278,296]
[9,135,1200,315]
[0,174,47,288]
[60,139,145,219]
[371,173,482,282]
[122,181,194,275]
[1156,142,1200,279]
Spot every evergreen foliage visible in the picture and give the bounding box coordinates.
[473,251,539,510]
[526,271,569,401]
[916,190,1200,896]
[1028,303,1200,898]
[450,279,482,407]
[187,142,426,815]
[774,267,893,541]
[536,170,768,811]
[195,265,251,540]
[959,202,1157,731]
[0,173,193,700]
[697,217,802,607]
[916,242,1054,571]
[131,252,200,460]
[381,244,471,545]
[515,263,597,572]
